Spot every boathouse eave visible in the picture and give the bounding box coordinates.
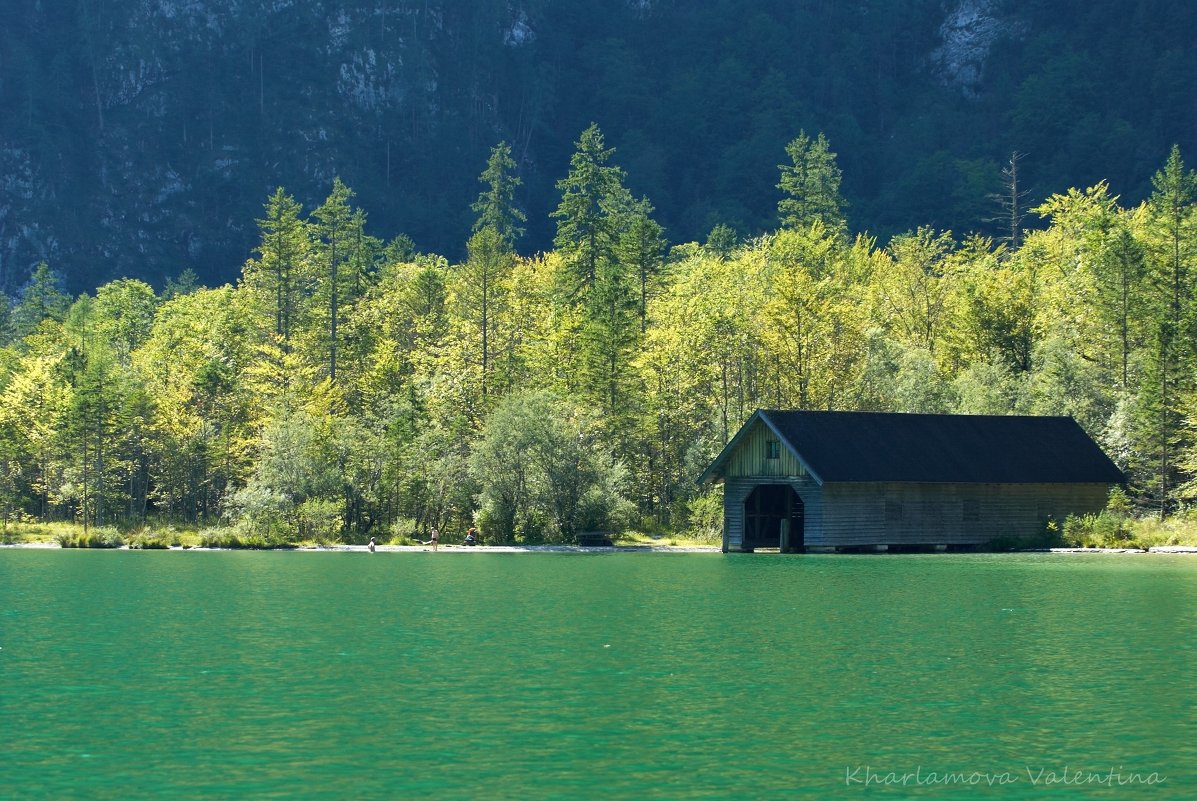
[697,410,825,486]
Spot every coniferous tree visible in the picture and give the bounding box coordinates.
[704,224,738,260]
[61,297,140,531]
[552,125,644,431]
[471,141,526,250]
[311,178,361,382]
[12,262,69,339]
[583,246,639,422]
[457,226,514,401]
[988,151,1031,250]
[1098,225,1147,390]
[1138,146,1197,517]
[1147,146,1197,360]
[617,196,666,333]
[552,124,627,297]
[777,131,846,235]
[246,189,312,346]
[163,269,201,301]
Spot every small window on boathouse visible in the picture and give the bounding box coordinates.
[766,440,780,459]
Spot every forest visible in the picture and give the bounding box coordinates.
[1,128,1195,546]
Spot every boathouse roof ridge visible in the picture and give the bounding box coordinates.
[743,409,1124,485]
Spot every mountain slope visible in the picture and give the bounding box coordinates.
[0,0,1193,292]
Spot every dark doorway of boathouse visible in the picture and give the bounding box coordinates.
[743,485,804,552]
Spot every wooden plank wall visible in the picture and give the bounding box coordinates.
[820,482,1111,546]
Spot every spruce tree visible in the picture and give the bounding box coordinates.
[777,130,846,234]
[311,178,359,382]
[460,226,514,399]
[12,262,69,339]
[552,124,627,297]
[551,124,646,437]
[617,196,666,333]
[471,141,526,250]
[247,188,311,345]
[1137,145,1197,517]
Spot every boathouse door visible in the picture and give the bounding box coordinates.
[743,485,804,552]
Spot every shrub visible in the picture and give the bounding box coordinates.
[1063,511,1132,548]
[684,489,724,544]
[127,532,170,549]
[471,390,634,544]
[1062,488,1135,548]
[198,529,272,549]
[297,498,342,544]
[1122,514,1197,548]
[387,517,422,545]
[55,527,126,548]
[225,484,293,544]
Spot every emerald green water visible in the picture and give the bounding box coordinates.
[1,551,1195,800]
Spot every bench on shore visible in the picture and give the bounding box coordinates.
[575,531,614,547]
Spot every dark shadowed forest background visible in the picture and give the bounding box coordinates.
[2,0,1194,290]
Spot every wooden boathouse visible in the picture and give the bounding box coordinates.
[699,410,1124,553]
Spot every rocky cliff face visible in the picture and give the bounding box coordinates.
[931,0,1020,97]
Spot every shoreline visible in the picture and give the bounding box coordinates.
[4,543,1197,554]
[0,542,721,553]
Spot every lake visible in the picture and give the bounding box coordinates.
[1,550,1195,800]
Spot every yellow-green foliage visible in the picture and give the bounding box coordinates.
[5,143,1197,543]
[1063,487,1197,548]
[56,526,125,548]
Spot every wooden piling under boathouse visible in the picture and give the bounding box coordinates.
[698,410,1125,553]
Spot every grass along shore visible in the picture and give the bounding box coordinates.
[0,521,721,550]
[4,504,1197,552]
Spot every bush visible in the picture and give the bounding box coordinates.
[127,532,170,549]
[1120,513,1197,548]
[55,527,126,548]
[1063,511,1133,548]
[387,518,422,545]
[471,391,634,544]
[198,529,273,549]
[225,484,293,544]
[1062,488,1135,548]
[684,489,724,544]
[297,498,342,544]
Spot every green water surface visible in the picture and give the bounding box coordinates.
[1,551,1195,800]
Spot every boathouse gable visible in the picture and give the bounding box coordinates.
[715,416,813,482]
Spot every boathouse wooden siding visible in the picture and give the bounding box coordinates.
[701,409,1124,552]
[819,482,1111,546]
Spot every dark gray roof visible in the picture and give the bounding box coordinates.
[729,410,1124,484]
